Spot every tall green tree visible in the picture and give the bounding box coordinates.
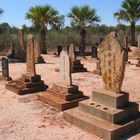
[68,5,100,50]
[114,0,140,46]
[26,5,64,53]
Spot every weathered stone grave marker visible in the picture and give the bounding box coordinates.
[34,36,45,64]
[11,29,26,62]
[64,32,140,140]
[38,50,88,111]
[5,34,47,95]
[0,57,12,81]
[55,44,87,73]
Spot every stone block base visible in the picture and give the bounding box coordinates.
[64,89,140,139]
[38,83,88,111]
[5,74,48,95]
[64,107,140,140]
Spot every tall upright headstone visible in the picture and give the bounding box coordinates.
[0,57,12,81]
[34,36,45,64]
[26,34,36,76]
[98,32,125,93]
[64,32,140,140]
[38,50,87,111]
[18,29,24,51]
[68,44,76,61]
[5,34,47,95]
[60,50,72,86]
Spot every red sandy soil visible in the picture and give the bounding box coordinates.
[0,54,140,140]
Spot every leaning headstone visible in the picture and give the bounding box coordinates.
[5,34,47,95]
[34,36,45,64]
[0,57,12,81]
[64,32,140,140]
[38,50,88,111]
[138,35,140,48]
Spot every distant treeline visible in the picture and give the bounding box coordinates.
[0,22,140,51]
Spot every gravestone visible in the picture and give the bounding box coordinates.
[57,45,62,56]
[91,46,97,58]
[0,57,12,81]
[5,34,47,95]
[55,44,87,73]
[26,34,36,75]
[38,50,88,111]
[68,44,76,61]
[64,32,140,140]
[123,36,129,62]
[93,59,101,75]
[98,32,125,93]
[138,35,140,48]
[18,29,24,51]
[34,36,45,64]
[12,29,26,62]
[60,51,72,86]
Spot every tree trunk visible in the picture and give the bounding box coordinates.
[79,28,86,56]
[39,28,47,54]
[130,22,136,46]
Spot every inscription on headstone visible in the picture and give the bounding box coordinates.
[26,34,36,75]
[60,51,72,86]
[98,32,125,93]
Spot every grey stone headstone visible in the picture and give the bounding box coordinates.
[1,57,9,78]
[60,51,72,86]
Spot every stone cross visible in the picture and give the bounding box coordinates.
[138,35,140,48]
[98,32,125,93]
[26,34,36,76]
[1,57,10,79]
[18,29,24,51]
[68,44,76,61]
[60,50,72,86]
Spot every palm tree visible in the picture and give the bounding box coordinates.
[26,5,64,53]
[114,0,140,46]
[68,5,100,54]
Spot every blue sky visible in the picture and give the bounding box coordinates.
[0,0,125,28]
